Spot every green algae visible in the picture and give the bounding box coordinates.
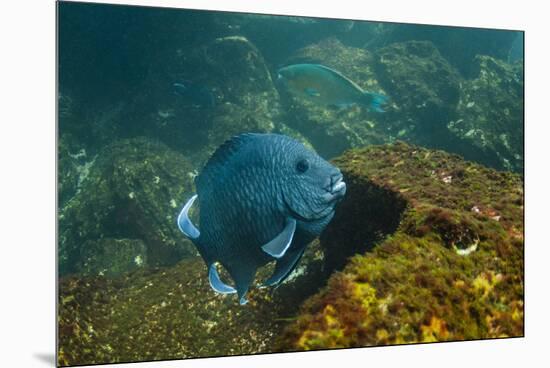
[278,141,523,350]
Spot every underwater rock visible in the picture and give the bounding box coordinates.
[58,135,82,208]
[217,14,364,67]
[122,35,289,166]
[57,241,327,366]
[448,55,524,173]
[374,40,462,144]
[279,37,390,159]
[278,141,523,349]
[78,238,148,277]
[364,23,517,77]
[59,137,196,276]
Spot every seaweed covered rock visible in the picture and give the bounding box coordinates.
[279,142,523,349]
[279,38,390,159]
[121,35,288,165]
[77,238,148,277]
[218,14,363,67]
[448,55,524,172]
[59,137,196,276]
[57,242,327,366]
[364,23,517,77]
[374,40,462,144]
[58,136,84,208]
[58,93,100,207]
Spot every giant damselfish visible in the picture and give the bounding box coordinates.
[177,133,346,305]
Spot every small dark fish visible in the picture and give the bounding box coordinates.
[277,63,388,112]
[177,133,346,305]
[173,81,216,108]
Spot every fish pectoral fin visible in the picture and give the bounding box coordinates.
[177,194,200,239]
[261,218,297,259]
[208,263,237,294]
[263,246,306,287]
[304,87,321,97]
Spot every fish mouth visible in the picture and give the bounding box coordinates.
[323,174,347,203]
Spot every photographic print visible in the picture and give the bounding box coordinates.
[57,1,524,366]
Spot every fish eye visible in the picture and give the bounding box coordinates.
[296,159,310,173]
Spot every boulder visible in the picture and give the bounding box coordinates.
[448,55,524,172]
[374,40,462,145]
[279,141,523,349]
[121,35,290,166]
[59,137,196,275]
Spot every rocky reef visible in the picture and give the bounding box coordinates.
[449,55,524,172]
[58,137,197,276]
[278,142,523,349]
[58,240,327,366]
[374,40,462,145]
[58,142,523,365]
[278,37,523,173]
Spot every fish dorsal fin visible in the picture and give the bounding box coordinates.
[311,64,365,93]
[177,194,200,239]
[195,133,258,189]
[208,263,237,294]
[261,218,296,259]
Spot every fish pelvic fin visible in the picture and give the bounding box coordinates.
[177,194,200,239]
[208,263,237,294]
[263,246,306,288]
[261,218,296,259]
[362,92,388,112]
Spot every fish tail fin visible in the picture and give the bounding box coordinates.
[362,92,388,112]
[226,262,257,305]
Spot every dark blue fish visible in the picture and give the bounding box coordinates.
[173,81,216,108]
[277,63,388,112]
[177,133,346,305]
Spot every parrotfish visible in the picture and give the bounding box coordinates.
[173,81,216,108]
[277,63,388,112]
[177,133,346,305]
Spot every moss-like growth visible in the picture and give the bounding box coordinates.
[57,241,327,366]
[278,141,523,350]
[59,137,196,275]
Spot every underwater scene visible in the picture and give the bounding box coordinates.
[57,1,524,366]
